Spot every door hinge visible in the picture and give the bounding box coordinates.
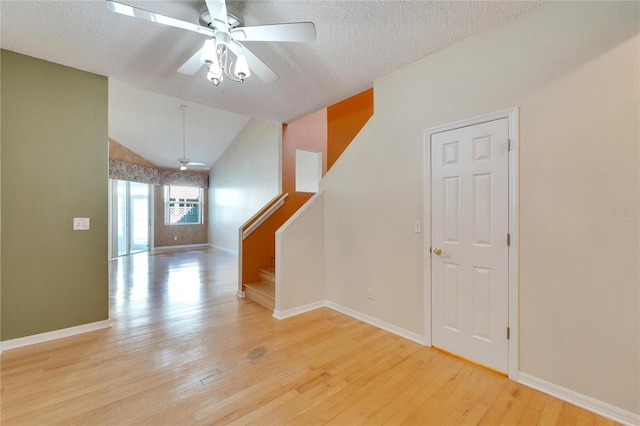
[507,327,511,340]
[508,139,511,151]
[507,233,511,246]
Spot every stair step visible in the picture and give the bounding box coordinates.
[244,280,275,311]
[258,267,275,283]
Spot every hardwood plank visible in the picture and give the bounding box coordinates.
[538,396,565,425]
[380,358,467,424]
[594,414,617,426]
[556,402,579,426]
[319,357,425,424]
[438,368,499,425]
[458,376,510,426]
[477,380,521,425]
[226,389,300,425]
[497,382,535,425]
[576,409,597,426]
[513,389,547,425]
[401,363,483,425]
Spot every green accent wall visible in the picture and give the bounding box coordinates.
[1,50,109,340]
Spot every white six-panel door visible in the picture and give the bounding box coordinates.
[431,117,510,373]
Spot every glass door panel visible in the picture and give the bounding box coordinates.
[116,180,129,256]
[113,180,150,256]
[130,182,149,254]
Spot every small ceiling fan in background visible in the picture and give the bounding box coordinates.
[177,105,207,171]
[106,0,316,86]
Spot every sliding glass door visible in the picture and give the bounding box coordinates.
[129,181,150,253]
[111,179,151,257]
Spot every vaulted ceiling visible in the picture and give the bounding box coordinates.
[1,0,543,169]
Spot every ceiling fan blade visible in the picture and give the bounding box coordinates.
[177,47,205,75]
[106,1,214,36]
[205,0,229,31]
[229,40,278,83]
[188,162,207,167]
[231,22,316,43]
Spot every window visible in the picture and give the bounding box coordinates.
[165,186,203,225]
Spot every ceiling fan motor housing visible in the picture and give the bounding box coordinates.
[199,5,243,29]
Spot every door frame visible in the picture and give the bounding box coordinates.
[423,108,519,380]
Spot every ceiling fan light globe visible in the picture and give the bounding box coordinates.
[234,54,251,80]
[200,39,217,64]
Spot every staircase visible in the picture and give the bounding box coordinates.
[244,267,275,311]
[239,89,373,315]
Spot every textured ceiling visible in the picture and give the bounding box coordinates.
[1,0,543,169]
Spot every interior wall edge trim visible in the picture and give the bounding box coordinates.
[0,320,112,354]
[518,372,639,426]
[273,298,426,347]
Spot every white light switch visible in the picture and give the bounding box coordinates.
[413,220,422,233]
[73,218,90,230]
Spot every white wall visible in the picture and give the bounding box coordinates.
[276,192,325,314]
[320,1,638,416]
[208,118,281,252]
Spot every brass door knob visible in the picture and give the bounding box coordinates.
[433,247,442,256]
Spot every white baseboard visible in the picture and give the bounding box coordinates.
[208,245,239,255]
[153,243,209,251]
[325,301,426,345]
[272,299,425,346]
[236,290,246,298]
[273,301,326,319]
[518,372,639,426]
[0,320,112,354]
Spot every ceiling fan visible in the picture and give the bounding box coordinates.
[106,0,316,86]
[177,105,207,171]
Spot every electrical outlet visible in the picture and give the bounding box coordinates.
[367,288,373,299]
[174,236,177,241]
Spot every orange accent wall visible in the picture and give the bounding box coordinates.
[327,88,374,169]
[241,88,374,285]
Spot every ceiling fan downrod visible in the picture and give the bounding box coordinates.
[179,105,188,170]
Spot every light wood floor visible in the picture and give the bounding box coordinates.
[1,247,619,425]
